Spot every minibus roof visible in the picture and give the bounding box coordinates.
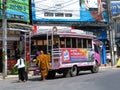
[32,26,95,38]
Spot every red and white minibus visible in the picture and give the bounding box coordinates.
[30,26,101,78]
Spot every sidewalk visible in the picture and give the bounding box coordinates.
[0,73,33,80]
[100,65,116,69]
[0,74,17,80]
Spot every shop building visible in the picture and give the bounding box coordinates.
[0,22,32,72]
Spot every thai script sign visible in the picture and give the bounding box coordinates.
[0,0,30,22]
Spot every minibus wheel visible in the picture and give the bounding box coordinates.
[70,65,78,77]
[47,70,56,79]
[91,61,99,73]
[63,69,71,77]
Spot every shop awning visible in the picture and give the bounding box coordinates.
[7,23,33,32]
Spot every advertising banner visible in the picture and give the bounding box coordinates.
[0,0,30,22]
[62,48,89,63]
[32,0,108,22]
[111,1,120,17]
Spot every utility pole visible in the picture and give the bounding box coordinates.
[2,0,7,79]
[108,0,115,66]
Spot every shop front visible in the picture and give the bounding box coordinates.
[0,23,32,72]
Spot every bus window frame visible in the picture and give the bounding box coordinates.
[66,37,71,48]
[60,37,65,48]
[72,38,76,48]
[88,39,92,48]
[83,38,87,48]
[59,37,92,49]
[78,38,82,48]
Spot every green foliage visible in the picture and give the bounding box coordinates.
[10,67,18,75]
[33,59,38,65]
[25,61,30,71]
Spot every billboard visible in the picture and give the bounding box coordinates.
[32,0,108,22]
[111,1,120,16]
[0,0,30,22]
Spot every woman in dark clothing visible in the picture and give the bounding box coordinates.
[14,56,27,82]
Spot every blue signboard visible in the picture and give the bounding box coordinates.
[0,0,30,22]
[111,1,120,16]
[91,29,107,39]
[32,0,108,22]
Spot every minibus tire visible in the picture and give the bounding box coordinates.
[63,69,71,77]
[91,61,99,73]
[70,65,78,77]
[47,70,56,79]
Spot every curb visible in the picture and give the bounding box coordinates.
[0,75,17,80]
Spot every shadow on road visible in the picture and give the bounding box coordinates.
[28,71,93,81]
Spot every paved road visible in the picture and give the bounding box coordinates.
[0,67,120,90]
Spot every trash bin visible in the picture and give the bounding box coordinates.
[116,57,120,67]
